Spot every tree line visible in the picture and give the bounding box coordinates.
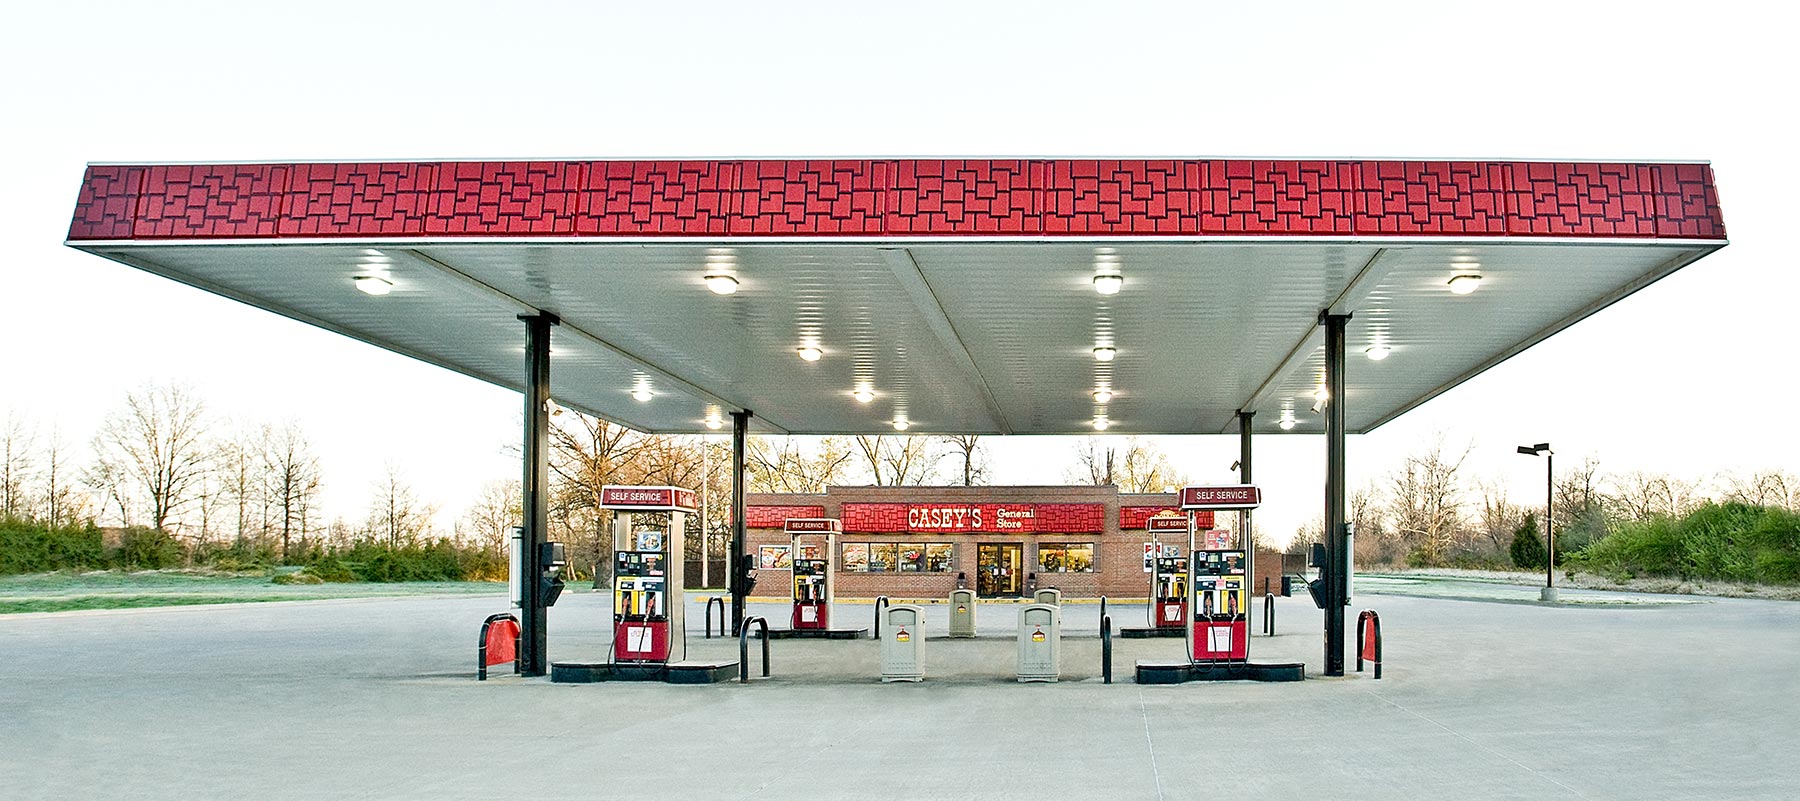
[3,383,1202,579]
[1293,438,1800,572]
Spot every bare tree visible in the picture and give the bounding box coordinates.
[264,422,322,559]
[215,427,266,546]
[81,457,131,526]
[462,479,522,555]
[1610,471,1699,521]
[939,434,989,486]
[92,385,210,531]
[2,411,35,520]
[1553,456,1608,551]
[1064,437,1185,492]
[40,428,88,528]
[853,436,941,486]
[1066,437,1118,486]
[746,436,855,493]
[1385,440,1470,564]
[1474,480,1526,556]
[1720,469,1800,511]
[365,465,435,545]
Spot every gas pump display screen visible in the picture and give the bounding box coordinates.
[1193,549,1246,618]
[615,551,664,576]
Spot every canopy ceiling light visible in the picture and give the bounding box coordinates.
[1092,346,1116,362]
[891,418,910,431]
[852,388,875,404]
[703,273,740,295]
[1447,273,1483,295]
[1092,250,1123,295]
[1092,389,1113,404]
[702,249,740,294]
[1278,417,1296,430]
[1365,344,1392,361]
[1092,416,1110,431]
[796,346,823,362]
[704,416,723,430]
[631,387,653,403]
[352,275,393,296]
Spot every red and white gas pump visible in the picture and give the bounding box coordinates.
[1182,485,1262,664]
[599,485,696,665]
[786,518,839,631]
[1146,515,1188,629]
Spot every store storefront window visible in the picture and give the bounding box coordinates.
[868,544,897,572]
[925,543,953,572]
[898,543,926,572]
[841,542,957,572]
[1039,543,1095,573]
[841,543,868,572]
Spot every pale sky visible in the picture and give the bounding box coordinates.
[1,1,1792,545]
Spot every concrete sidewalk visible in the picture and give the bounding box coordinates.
[2,584,1796,800]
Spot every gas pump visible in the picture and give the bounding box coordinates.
[1179,485,1262,665]
[1146,515,1188,629]
[785,518,839,631]
[598,485,696,665]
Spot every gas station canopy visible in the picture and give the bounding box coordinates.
[66,159,1726,435]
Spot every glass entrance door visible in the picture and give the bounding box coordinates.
[976,543,1023,597]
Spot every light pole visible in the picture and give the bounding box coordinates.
[1516,443,1556,603]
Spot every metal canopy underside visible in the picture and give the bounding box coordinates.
[71,238,1716,435]
[64,159,1727,436]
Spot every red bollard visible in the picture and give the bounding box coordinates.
[1356,610,1381,679]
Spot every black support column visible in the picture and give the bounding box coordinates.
[729,410,752,634]
[519,312,558,676]
[1321,312,1350,676]
[1238,411,1254,486]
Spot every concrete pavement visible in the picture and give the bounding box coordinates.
[3,580,1796,800]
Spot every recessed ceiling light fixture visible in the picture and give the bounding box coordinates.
[1092,250,1124,295]
[1447,273,1483,295]
[1093,416,1110,431]
[1092,346,1116,362]
[1279,417,1296,431]
[892,418,910,431]
[1365,344,1392,361]
[353,275,393,296]
[703,273,740,295]
[852,388,875,404]
[704,416,723,430]
[702,249,740,294]
[797,346,823,362]
[1092,389,1113,404]
[632,388,653,403]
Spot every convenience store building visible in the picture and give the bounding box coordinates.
[747,485,1280,599]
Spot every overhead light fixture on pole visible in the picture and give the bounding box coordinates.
[1516,442,1556,603]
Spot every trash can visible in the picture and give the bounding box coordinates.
[1033,588,1061,606]
[880,605,925,682]
[948,589,977,638]
[1017,603,1061,682]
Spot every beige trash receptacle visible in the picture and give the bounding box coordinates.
[948,589,977,638]
[1017,603,1061,682]
[1033,588,1061,606]
[880,605,924,682]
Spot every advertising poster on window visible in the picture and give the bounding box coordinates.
[926,544,953,572]
[869,544,897,572]
[758,545,791,570]
[842,543,868,572]
[898,543,926,572]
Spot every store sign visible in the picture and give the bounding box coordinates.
[599,485,699,512]
[784,518,841,534]
[1179,485,1262,510]
[842,502,1103,533]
